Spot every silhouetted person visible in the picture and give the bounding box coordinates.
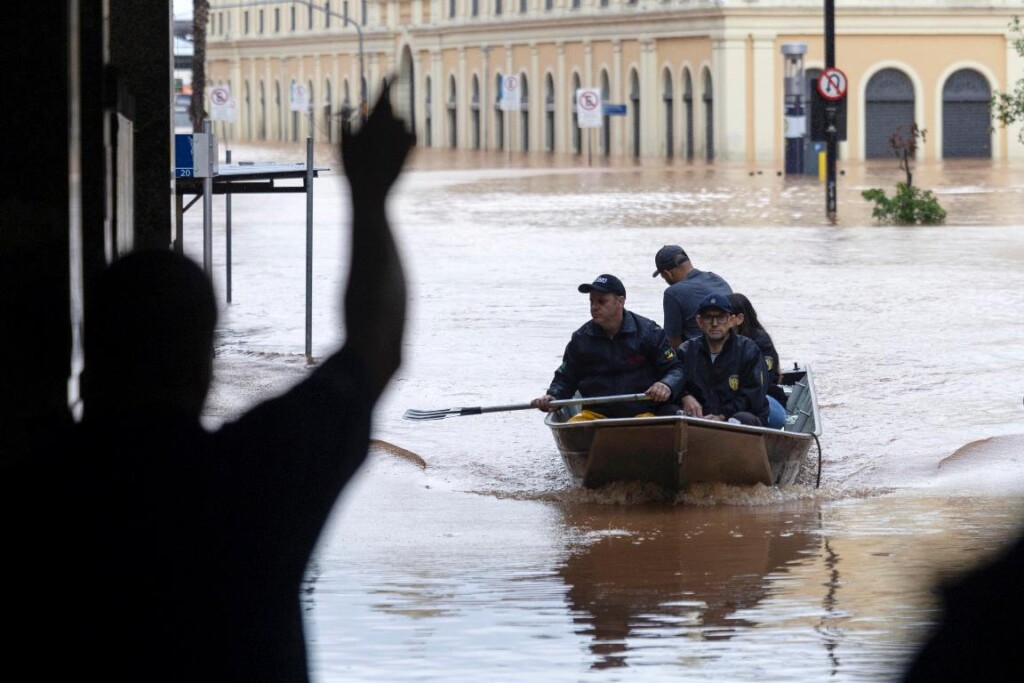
[5,85,413,681]
[901,532,1024,681]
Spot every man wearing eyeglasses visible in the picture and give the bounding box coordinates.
[677,294,769,426]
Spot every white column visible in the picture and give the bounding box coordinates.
[712,35,748,162]
[458,47,467,150]
[530,42,540,152]
[640,37,656,157]
[556,41,566,153]
[482,45,491,150]
[1007,35,1024,160]
[752,35,776,164]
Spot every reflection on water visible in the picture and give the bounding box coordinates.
[311,482,1024,682]
[558,503,822,669]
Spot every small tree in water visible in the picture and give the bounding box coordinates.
[991,16,1024,143]
[861,124,947,225]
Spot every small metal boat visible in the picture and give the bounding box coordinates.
[545,365,822,490]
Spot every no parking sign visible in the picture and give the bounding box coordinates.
[576,88,602,128]
[500,75,521,111]
[209,84,236,122]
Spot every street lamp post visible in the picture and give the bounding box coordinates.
[212,0,366,122]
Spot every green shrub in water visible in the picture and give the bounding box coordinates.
[862,182,947,226]
[862,123,946,225]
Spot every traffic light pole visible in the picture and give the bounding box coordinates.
[825,0,838,221]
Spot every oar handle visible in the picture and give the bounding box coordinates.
[477,393,650,415]
[549,393,651,409]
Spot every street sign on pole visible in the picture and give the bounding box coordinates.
[290,82,310,112]
[576,88,603,128]
[500,75,521,111]
[209,84,237,122]
[816,67,848,102]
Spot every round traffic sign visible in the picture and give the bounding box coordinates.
[578,90,600,112]
[210,86,230,106]
[817,67,848,101]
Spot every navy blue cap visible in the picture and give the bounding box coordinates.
[652,245,689,276]
[696,293,733,315]
[578,274,626,297]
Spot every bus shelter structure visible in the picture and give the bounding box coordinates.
[174,141,328,361]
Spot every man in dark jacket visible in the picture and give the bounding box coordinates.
[653,244,732,347]
[532,274,685,419]
[678,293,768,426]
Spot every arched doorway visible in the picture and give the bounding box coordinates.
[682,69,693,160]
[273,81,281,141]
[942,68,991,158]
[424,76,432,147]
[447,75,457,148]
[702,68,714,160]
[630,69,640,158]
[520,73,530,152]
[494,73,504,150]
[471,75,481,149]
[600,70,611,156]
[244,81,251,139]
[260,81,268,141]
[865,68,914,159]
[544,73,555,152]
[571,72,581,155]
[324,80,333,142]
[663,68,674,158]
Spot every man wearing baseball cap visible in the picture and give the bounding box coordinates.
[531,274,685,420]
[676,293,769,426]
[652,244,732,347]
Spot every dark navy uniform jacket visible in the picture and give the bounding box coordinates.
[678,331,769,424]
[547,310,685,418]
[749,328,788,406]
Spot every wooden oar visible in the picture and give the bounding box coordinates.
[403,393,651,421]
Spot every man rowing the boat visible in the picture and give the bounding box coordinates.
[531,274,685,421]
[677,293,769,426]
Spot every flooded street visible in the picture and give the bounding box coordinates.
[192,147,1024,681]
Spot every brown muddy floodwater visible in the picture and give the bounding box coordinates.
[195,148,1024,682]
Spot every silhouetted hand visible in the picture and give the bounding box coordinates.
[341,80,415,202]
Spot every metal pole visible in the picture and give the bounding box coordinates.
[203,119,213,275]
[825,0,838,221]
[305,136,314,363]
[225,148,232,303]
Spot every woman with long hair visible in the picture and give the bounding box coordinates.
[727,293,787,428]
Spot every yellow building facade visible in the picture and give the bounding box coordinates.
[204,0,1024,164]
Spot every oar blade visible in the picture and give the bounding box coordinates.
[402,408,453,421]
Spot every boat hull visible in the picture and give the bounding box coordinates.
[546,366,821,490]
